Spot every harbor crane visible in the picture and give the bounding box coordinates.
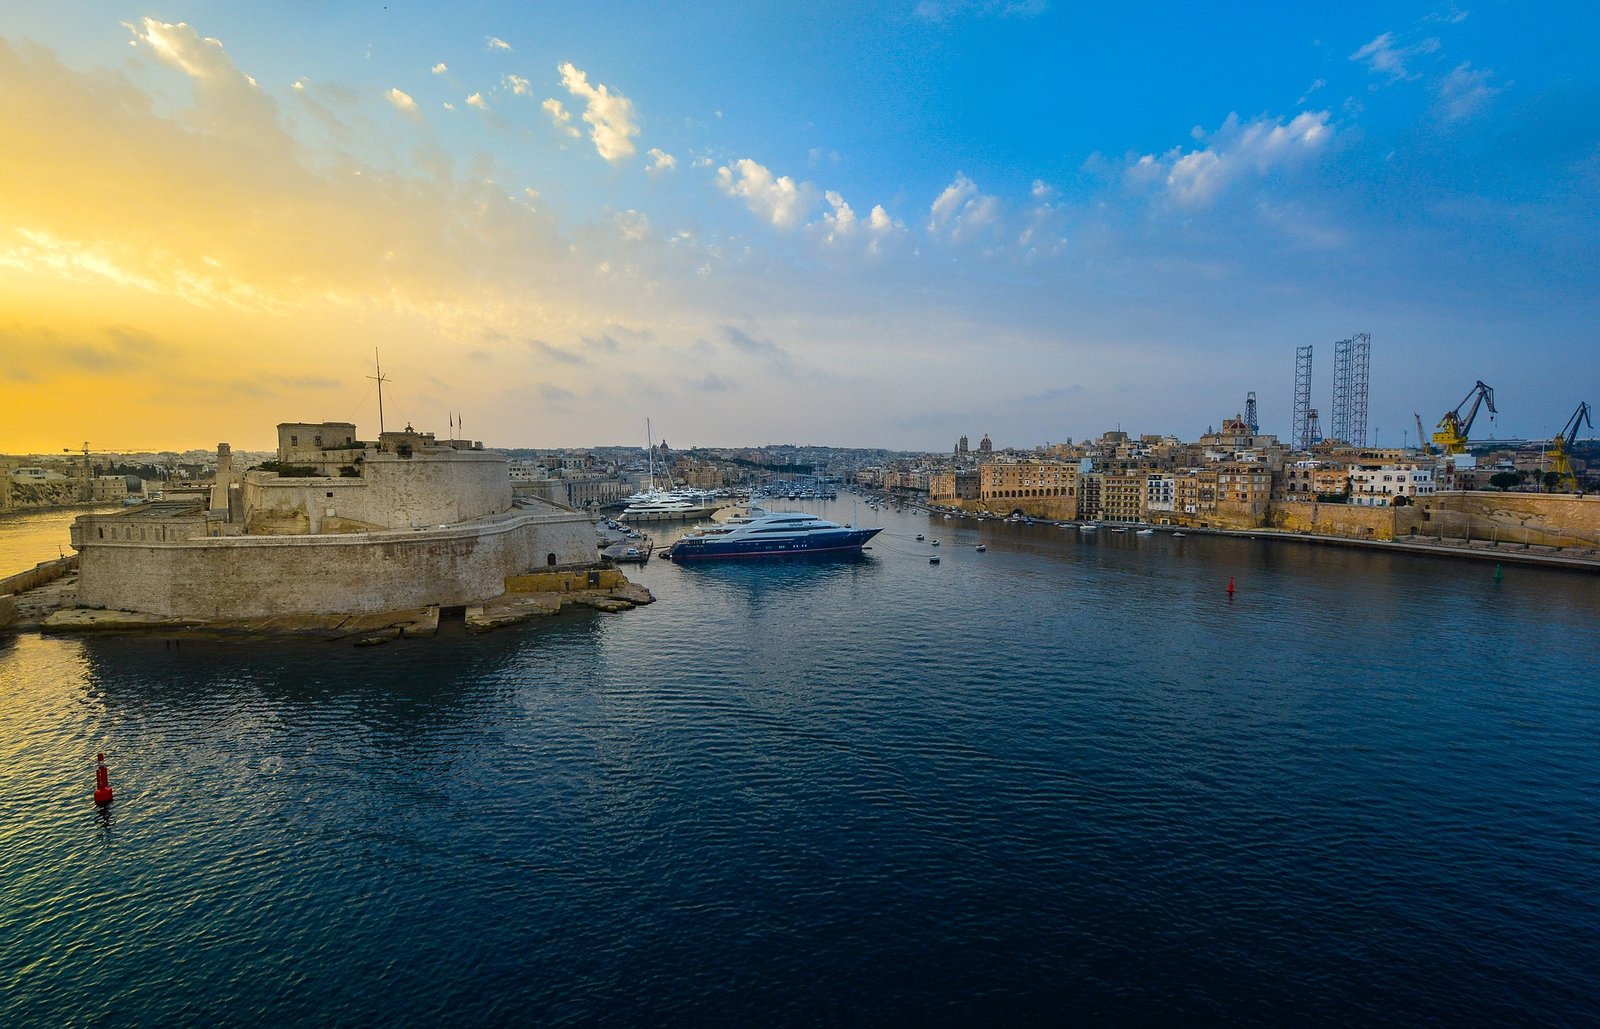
[1413,413,1431,456]
[63,443,171,500]
[1548,401,1592,492]
[1432,380,1496,456]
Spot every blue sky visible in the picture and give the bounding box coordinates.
[1,1,1596,450]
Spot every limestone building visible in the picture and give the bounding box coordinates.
[70,420,595,620]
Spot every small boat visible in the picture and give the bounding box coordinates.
[916,533,925,541]
[929,556,940,564]
[1079,523,1099,532]
[975,544,987,552]
[930,539,940,546]
[1172,532,1187,538]
[1110,527,1126,534]
[1136,528,1154,536]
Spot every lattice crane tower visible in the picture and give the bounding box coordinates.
[1331,333,1372,446]
[1293,345,1314,450]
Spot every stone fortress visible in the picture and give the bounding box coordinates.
[69,421,597,621]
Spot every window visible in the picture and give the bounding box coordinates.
[326,492,334,498]
[290,435,298,446]
[547,553,557,566]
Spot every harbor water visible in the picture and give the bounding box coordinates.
[2,503,1598,1024]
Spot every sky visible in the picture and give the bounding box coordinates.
[1,1,1596,453]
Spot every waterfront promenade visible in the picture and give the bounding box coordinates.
[1160,524,1600,573]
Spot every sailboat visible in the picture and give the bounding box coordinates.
[620,419,719,522]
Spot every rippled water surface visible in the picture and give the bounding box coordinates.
[3,503,1598,1025]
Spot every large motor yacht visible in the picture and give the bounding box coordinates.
[668,508,881,561]
[619,489,721,523]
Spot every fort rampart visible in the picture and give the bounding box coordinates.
[76,511,594,619]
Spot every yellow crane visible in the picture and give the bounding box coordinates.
[1548,401,1592,492]
[1432,381,1496,455]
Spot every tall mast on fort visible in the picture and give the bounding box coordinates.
[368,349,389,435]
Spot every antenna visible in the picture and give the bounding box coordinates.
[368,348,390,435]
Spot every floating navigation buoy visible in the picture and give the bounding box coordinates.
[93,753,114,806]
[1226,576,1236,596]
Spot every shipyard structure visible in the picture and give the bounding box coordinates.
[68,422,595,621]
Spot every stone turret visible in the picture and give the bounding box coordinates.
[209,443,233,518]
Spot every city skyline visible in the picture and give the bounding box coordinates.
[2,2,1597,452]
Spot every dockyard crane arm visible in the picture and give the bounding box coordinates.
[1462,381,1496,434]
[1561,401,1593,449]
[1440,380,1496,435]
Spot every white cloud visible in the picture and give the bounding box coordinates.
[466,92,487,110]
[716,158,814,230]
[385,88,420,120]
[504,74,532,96]
[1298,78,1326,105]
[542,98,581,137]
[431,62,447,75]
[557,62,640,163]
[646,147,676,173]
[1019,180,1065,257]
[1434,62,1502,123]
[1130,110,1333,207]
[486,36,512,52]
[821,191,856,242]
[1350,32,1440,82]
[615,210,650,242]
[810,191,901,250]
[124,18,283,150]
[927,173,1001,242]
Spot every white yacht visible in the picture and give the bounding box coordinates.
[619,489,721,523]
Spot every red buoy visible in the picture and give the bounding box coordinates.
[93,753,114,806]
[1226,576,1236,596]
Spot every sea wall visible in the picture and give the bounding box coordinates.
[952,497,1080,521]
[0,554,80,596]
[506,567,627,593]
[1269,502,1396,540]
[76,512,595,619]
[1399,491,1600,549]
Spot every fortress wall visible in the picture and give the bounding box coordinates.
[1270,502,1396,540]
[245,449,512,534]
[1399,491,1600,548]
[77,511,595,619]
